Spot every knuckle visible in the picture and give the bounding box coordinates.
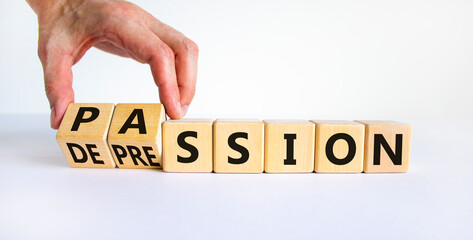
[103,1,138,18]
[37,39,61,67]
[155,75,174,88]
[44,79,73,100]
[37,36,51,63]
[44,80,60,95]
[180,38,199,56]
[37,44,46,62]
[37,33,65,64]
[157,44,175,62]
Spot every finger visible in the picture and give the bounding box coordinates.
[41,52,75,129]
[94,41,138,61]
[106,22,181,119]
[149,22,198,117]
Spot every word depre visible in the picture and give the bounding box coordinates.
[57,103,412,173]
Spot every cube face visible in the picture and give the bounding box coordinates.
[213,119,264,173]
[162,119,213,172]
[264,120,315,173]
[312,120,365,173]
[108,104,166,169]
[56,103,116,168]
[355,120,411,173]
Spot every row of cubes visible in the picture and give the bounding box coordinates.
[57,103,411,173]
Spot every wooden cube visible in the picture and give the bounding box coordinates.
[264,120,315,173]
[213,119,264,173]
[162,119,213,172]
[355,120,411,173]
[56,103,116,168]
[311,120,365,173]
[108,104,166,169]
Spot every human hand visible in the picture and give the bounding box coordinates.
[26,0,198,129]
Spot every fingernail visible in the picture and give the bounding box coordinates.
[50,106,56,128]
[181,105,189,117]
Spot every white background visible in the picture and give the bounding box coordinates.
[1,0,472,119]
[1,116,473,239]
[1,0,473,239]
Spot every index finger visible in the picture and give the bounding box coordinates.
[150,22,199,117]
[106,21,182,119]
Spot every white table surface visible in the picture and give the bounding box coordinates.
[1,114,472,240]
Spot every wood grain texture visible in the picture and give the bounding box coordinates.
[264,120,315,173]
[162,119,213,172]
[213,119,264,173]
[108,104,166,169]
[56,103,116,168]
[355,120,411,173]
[311,120,365,173]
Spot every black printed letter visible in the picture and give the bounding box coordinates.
[228,132,249,164]
[284,134,297,165]
[71,107,100,131]
[325,133,356,165]
[374,134,403,165]
[177,131,199,163]
[118,109,146,134]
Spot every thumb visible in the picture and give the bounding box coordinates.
[42,55,75,129]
